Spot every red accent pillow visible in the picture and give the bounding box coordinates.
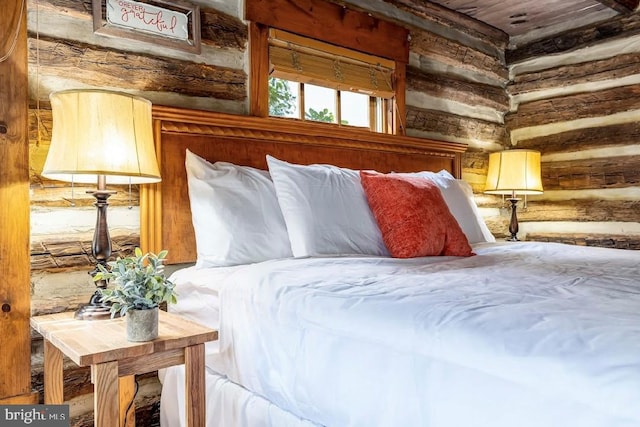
[360,171,474,258]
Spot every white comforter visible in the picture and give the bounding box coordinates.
[171,242,640,427]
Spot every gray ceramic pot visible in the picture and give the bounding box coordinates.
[126,307,159,342]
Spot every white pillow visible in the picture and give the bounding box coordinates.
[455,177,495,243]
[266,155,389,257]
[185,150,292,267]
[414,170,495,244]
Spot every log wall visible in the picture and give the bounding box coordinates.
[26,0,640,425]
[504,13,640,245]
[27,0,248,424]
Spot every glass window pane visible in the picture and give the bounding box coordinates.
[304,84,336,124]
[340,91,369,128]
[269,78,298,118]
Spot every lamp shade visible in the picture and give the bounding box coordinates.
[484,149,543,195]
[42,89,161,185]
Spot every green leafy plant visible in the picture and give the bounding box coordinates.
[269,77,296,116]
[305,107,335,123]
[304,107,349,125]
[95,248,178,317]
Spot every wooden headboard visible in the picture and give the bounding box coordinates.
[140,106,467,264]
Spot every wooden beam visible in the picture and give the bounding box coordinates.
[29,36,246,100]
[245,0,409,63]
[508,52,640,97]
[381,0,508,52]
[506,84,640,130]
[248,22,269,117]
[199,6,248,50]
[462,147,490,171]
[478,196,640,229]
[507,13,640,64]
[406,106,508,145]
[407,66,509,112]
[31,234,139,272]
[542,156,640,191]
[411,28,508,84]
[594,0,639,13]
[514,122,640,155]
[527,233,640,250]
[0,0,32,403]
[514,200,640,223]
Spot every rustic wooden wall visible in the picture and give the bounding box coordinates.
[26,0,640,425]
[28,0,249,302]
[504,13,640,246]
[27,0,247,424]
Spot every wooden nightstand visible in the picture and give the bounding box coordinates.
[31,310,217,427]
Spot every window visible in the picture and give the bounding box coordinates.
[246,0,409,135]
[303,84,336,123]
[267,29,395,133]
[269,79,385,131]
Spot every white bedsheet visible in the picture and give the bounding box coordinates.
[166,242,640,427]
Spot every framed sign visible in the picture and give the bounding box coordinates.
[92,0,201,53]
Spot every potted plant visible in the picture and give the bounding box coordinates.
[94,248,178,342]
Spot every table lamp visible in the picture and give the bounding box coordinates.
[484,149,543,241]
[42,89,161,320]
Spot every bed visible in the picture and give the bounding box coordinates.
[140,107,640,427]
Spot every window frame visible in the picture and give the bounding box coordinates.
[246,0,408,135]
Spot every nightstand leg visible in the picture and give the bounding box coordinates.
[43,340,63,404]
[185,344,205,427]
[92,361,119,427]
[119,376,136,427]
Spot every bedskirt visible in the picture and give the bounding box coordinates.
[160,366,319,427]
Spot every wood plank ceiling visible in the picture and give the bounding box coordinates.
[423,0,639,42]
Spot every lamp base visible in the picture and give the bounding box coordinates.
[74,290,118,320]
[74,303,112,320]
[506,197,521,242]
[76,180,117,321]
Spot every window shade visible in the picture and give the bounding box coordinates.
[269,29,395,98]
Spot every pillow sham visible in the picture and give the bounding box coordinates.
[411,170,495,244]
[185,150,292,268]
[359,171,474,258]
[266,155,388,257]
